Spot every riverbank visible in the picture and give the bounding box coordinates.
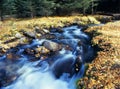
[78,21,120,89]
[0,16,100,40]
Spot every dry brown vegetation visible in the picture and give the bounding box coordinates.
[78,21,120,89]
[0,16,100,40]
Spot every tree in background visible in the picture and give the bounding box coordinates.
[51,0,99,15]
[53,0,77,15]
[0,0,5,21]
[1,0,120,19]
[79,0,99,14]
[91,0,99,14]
[0,0,99,19]
[14,0,30,18]
[4,0,16,16]
[52,0,81,15]
[33,0,55,16]
[14,0,55,18]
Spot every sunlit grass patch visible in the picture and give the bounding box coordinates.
[0,16,100,40]
[81,20,120,89]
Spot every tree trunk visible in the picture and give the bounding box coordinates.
[83,8,86,15]
[0,10,3,21]
[91,0,94,14]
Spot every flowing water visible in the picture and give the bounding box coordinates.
[0,25,94,89]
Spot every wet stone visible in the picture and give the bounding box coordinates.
[0,63,20,87]
[40,34,56,39]
[0,69,6,80]
[34,26,40,31]
[28,56,40,62]
[0,47,6,56]
[15,33,23,39]
[74,56,82,73]
[50,27,64,33]
[35,28,49,35]
[64,45,73,51]
[35,46,50,54]
[52,57,76,78]
[6,53,21,61]
[36,33,42,39]
[19,37,26,44]
[0,69,6,87]
[43,29,50,34]
[24,48,35,55]
[43,41,62,52]
[21,30,36,39]
[57,28,64,33]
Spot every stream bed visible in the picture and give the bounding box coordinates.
[0,25,94,89]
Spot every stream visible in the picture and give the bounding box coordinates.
[0,25,94,89]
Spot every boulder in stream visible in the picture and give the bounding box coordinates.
[35,46,50,54]
[35,28,50,35]
[43,41,62,52]
[21,30,36,39]
[6,53,21,61]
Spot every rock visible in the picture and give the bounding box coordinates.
[35,46,50,54]
[36,33,42,39]
[51,57,75,78]
[19,37,28,44]
[34,26,40,31]
[24,48,35,55]
[21,30,36,39]
[34,46,50,59]
[57,27,64,33]
[0,45,9,50]
[6,53,21,61]
[40,56,48,60]
[40,34,55,39]
[43,41,62,51]
[50,27,63,33]
[0,69,6,79]
[35,27,49,35]
[43,29,50,34]
[0,63,20,87]
[15,33,23,39]
[2,62,22,86]
[0,47,6,56]
[87,16,100,24]
[36,29,45,35]
[3,37,19,44]
[65,45,73,51]
[74,56,82,73]
[0,69,6,87]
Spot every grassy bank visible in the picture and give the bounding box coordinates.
[78,21,120,89]
[0,16,100,41]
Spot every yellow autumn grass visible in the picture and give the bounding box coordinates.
[78,21,120,89]
[0,16,100,40]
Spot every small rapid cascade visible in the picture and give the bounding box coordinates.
[0,25,94,89]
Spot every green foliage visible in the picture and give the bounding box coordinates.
[14,0,30,17]
[4,0,16,15]
[14,0,55,17]
[51,0,99,15]
[0,0,6,20]
[0,0,100,19]
[33,0,55,16]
